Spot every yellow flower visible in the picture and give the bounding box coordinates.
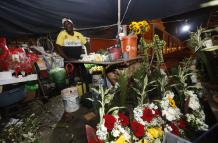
[139,139,148,143]
[138,21,145,27]
[143,20,149,26]
[135,28,141,35]
[129,20,150,35]
[115,134,127,143]
[168,97,176,108]
[147,127,163,139]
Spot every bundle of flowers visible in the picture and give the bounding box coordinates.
[89,66,104,74]
[131,103,164,143]
[158,90,188,137]
[164,119,187,137]
[129,20,150,35]
[160,91,182,122]
[91,55,209,142]
[96,113,131,143]
[90,85,131,143]
[185,90,208,131]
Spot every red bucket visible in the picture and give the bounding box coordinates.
[109,47,121,60]
[121,35,138,59]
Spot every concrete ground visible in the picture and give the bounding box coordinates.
[0,93,98,143]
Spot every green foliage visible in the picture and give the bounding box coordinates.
[117,70,129,106]
[0,114,41,143]
[170,58,201,111]
[132,75,156,106]
[143,34,166,66]
[187,26,205,52]
[90,85,123,124]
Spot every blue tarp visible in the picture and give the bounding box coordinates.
[0,0,209,36]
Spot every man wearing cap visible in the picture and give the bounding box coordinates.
[55,17,91,90]
[56,18,87,60]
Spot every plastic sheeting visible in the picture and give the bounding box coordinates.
[0,0,207,35]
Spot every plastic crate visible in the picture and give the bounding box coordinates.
[0,86,25,107]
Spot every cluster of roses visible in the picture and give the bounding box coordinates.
[95,90,208,143]
[96,113,131,143]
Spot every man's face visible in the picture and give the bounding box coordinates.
[64,21,74,33]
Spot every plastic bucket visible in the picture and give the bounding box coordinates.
[61,87,80,113]
[49,68,66,89]
[76,82,89,96]
[121,35,138,59]
[0,86,25,107]
[108,48,121,60]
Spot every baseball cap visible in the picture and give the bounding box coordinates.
[62,18,73,25]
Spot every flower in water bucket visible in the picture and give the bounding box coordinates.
[129,20,150,35]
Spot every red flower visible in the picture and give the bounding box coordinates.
[103,114,116,131]
[130,121,145,138]
[154,109,160,116]
[118,113,129,126]
[141,108,154,123]
[169,123,180,136]
[178,119,186,129]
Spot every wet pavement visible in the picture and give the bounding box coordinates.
[0,94,98,143]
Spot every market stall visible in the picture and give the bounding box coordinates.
[0,1,218,143]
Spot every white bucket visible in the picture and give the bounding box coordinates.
[61,87,80,113]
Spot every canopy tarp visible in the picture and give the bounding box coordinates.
[0,0,209,36]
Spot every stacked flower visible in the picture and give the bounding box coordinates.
[131,103,164,142]
[96,113,131,143]
[159,91,186,136]
[129,20,150,35]
[185,90,208,131]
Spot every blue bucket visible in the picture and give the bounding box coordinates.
[0,86,26,107]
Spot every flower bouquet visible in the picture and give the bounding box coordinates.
[132,103,164,143]
[128,20,150,56]
[90,85,131,143]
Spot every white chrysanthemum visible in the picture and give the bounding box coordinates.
[164,91,175,99]
[118,126,131,142]
[186,113,208,131]
[148,103,158,110]
[187,91,200,110]
[133,106,144,124]
[199,110,206,121]
[164,124,173,132]
[96,124,108,140]
[111,128,120,137]
[162,107,181,121]
[190,73,198,83]
[154,138,162,143]
[160,99,169,108]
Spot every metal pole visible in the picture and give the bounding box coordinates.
[118,0,121,35]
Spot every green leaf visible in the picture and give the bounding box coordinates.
[201,45,218,51]
[91,88,100,94]
[86,98,94,102]
[107,107,125,114]
[132,87,141,96]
